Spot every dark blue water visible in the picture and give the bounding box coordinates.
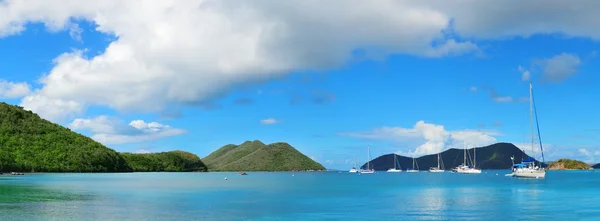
[1,171,598,220]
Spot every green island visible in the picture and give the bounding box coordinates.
[547,159,592,170]
[0,102,205,173]
[0,102,322,173]
[203,140,325,171]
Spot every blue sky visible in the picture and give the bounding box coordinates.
[1,1,599,169]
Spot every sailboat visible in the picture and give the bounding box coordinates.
[453,143,481,174]
[511,83,546,179]
[406,157,419,172]
[349,155,358,173]
[387,154,402,172]
[429,153,445,172]
[360,146,375,174]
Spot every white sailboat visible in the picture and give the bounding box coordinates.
[406,157,419,172]
[387,154,402,173]
[511,83,546,179]
[429,153,445,172]
[349,155,358,173]
[360,146,375,174]
[453,143,481,174]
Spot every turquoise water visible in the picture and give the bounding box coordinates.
[1,171,598,220]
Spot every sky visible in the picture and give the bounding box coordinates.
[0,0,599,169]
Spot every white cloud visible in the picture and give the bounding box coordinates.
[2,1,599,119]
[69,23,83,42]
[70,116,186,145]
[518,66,531,82]
[0,79,31,98]
[538,53,581,82]
[20,93,84,122]
[260,118,278,125]
[342,121,499,156]
[0,0,478,119]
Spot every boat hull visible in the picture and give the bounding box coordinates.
[349,169,358,173]
[429,169,445,173]
[514,169,546,178]
[456,169,482,174]
[406,170,419,173]
[386,169,402,173]
[360,169,375,174]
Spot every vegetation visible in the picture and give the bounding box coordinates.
[0,102,206,173]
[365,143,545,170]
[203,140,325,171]
[547,159,591,170]
[0,103,130,172]
[120,151,206,172]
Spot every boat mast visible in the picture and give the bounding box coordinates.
[474,146,476,168]
[367,146,371,170]
[529,82,535,162]
[437,153,440,169]
[463,142,467,166]
[393,154,397,169]
[531,83,546,163]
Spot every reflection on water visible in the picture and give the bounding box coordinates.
[1,171,600,220]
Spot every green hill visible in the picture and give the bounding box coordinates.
[120,150,206,172]
[0,102,205,173]
[363,142,545,170]
[203,140,325,171]
[547,159,591,170]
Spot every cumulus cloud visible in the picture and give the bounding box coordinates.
[341,120,500,156]
[0,79,31,98]
[518,66,531,82]
[1,0,479,119]
[537,53,581,82]
[2,1,600,119]
[20,93,84,122]
[69,116,186,145]
[260,118,278,125]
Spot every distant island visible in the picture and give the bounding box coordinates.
[203,140,325,171]
[0,102,206,173]
[363,143,547,170]
[547,159,592,170]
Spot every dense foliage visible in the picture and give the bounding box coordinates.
[548,159,591,170]
[364,143,545,170]
[0,103,130,172]
[119,151,207,172]
[203,140,325,171]
[0,102,206,173]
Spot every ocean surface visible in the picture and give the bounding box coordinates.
[1,171,598,220]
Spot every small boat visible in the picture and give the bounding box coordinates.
[360,146,375,174]
[387,154,402,173]
[511,83,546,179]
[238,172,247,175]
[406,157,419,172]
[349,155,359,173]
[454,143,481,174]
[429,153,445,173]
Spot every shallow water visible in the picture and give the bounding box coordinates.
[0,171,598,220]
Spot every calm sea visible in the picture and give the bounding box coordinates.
[1,171,598,220]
